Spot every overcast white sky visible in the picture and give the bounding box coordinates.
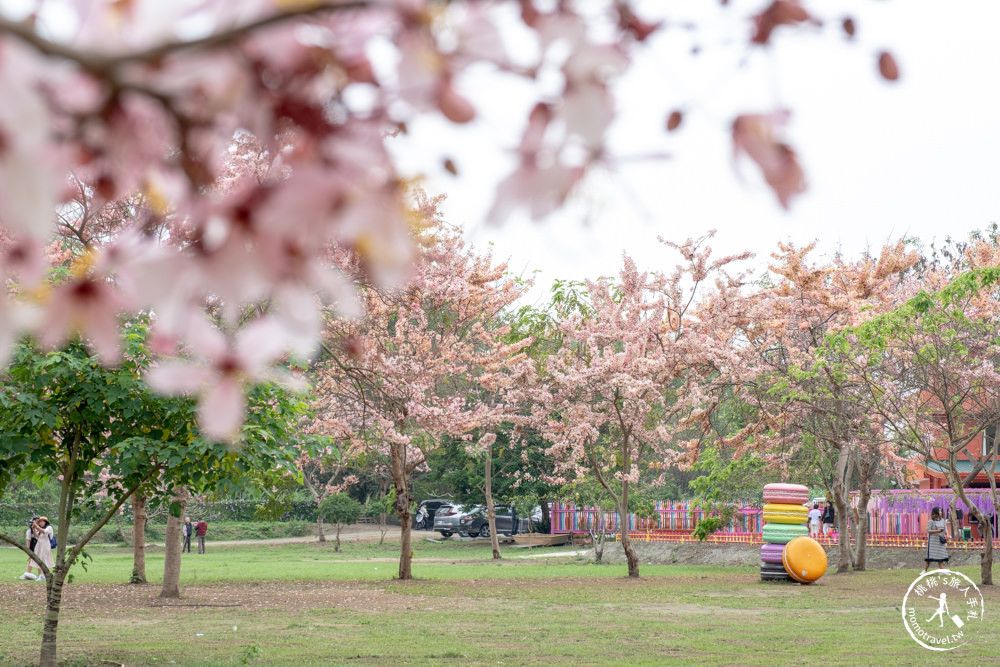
[392,0,1000,302]
[7,0,997,302]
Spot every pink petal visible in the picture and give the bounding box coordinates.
[147,362,215,395]
[235,318,288,374]
[198,378,246,441]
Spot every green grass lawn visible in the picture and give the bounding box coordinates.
[2,540,999,666]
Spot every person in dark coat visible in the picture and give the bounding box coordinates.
[182,517,193,553]
[821,502,836,536]
[196,518,208,554]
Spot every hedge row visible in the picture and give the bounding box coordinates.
[1,520,312,545]
[0,499,319,526]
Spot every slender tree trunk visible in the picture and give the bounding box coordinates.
[39,457,76,667]
[303,475,326,543]
[391,442,413,580]
[831,448,852,573]
[852,480,871,572]
[617,476,639,578]
[160,486,189,598]
[130,492,147,583]
[590,524,606,563]
[948,493,960,544]
[40,565,67,667]
[378,479,390,545]
[115,508,130,545]
[335,524,342,552]
[378,511,389,545]
[316,514,326,543]
[984,451,999,586]
[484,446,501,559]
[981,516,994,586]
[619,494,639,578]
[541,500,550,532]
[951,476,993,586]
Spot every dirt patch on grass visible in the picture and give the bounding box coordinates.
[599,541,987,570]
[0,579,491,620]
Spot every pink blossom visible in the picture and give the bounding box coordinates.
[732,110,806,209]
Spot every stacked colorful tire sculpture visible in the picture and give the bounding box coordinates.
[760,483,810,582]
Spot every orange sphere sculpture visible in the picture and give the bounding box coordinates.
[782,536,828,584]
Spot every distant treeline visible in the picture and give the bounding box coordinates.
[0,499,319,525]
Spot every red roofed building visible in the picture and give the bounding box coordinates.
[909,424,1000,490]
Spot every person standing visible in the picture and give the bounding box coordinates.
[808,503,822,538]
[21,517,55,581]
[196,518,208,554]
[821,502,836,536]
[182,517,193,553]
[923,507,950,572]
[19,516,41,580]
[34,518,55,580]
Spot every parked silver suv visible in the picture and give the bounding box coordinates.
[432,503,480,538]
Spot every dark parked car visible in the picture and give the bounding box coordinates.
[432,503,480,538]
[414,499,449,530]
[457,506,520,538]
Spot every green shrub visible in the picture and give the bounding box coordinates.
[319,494,363,527]
[2,520,310,545]
[692,516,725,542]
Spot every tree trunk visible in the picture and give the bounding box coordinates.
[616,475,639,578]
[391,442,413,580]
[130,492,147,583]
[947,493,960,541]
[484,448,501,559]
[981,517,994,586]
[316,515,326,543]
[115,508,130,545]
[541,500,550,532]
[831,449,852,573]
[39,564,67,667]
[619,493,639,578]
[951,478,993,586]
[590,525,605,563]
[160,486,188,598]
[852,482,871,572]
[378,511,389,545]
[397,507,412,580]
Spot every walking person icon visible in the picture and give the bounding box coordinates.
[926,593,949,627]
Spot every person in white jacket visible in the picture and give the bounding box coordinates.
[808,504,822,538]
[19,516,54,581]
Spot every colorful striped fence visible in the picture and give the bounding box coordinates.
[551,501,763,535]
[610,531,990,550]
[554,489,999,550]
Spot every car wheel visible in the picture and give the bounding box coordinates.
[478,525,491,538]
[440,531,452,538]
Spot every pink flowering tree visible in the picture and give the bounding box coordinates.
[839,266,1000,585]
[534,235,748,577]
[310,218,531,579]
[0,1,900,441]
[728,241,921,573]
[295,436,359,543]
